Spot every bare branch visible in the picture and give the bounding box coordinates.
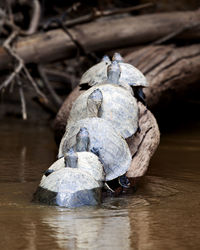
[0,31,22,91]
[38,65,62,108]
[0,30,48,104]
[23,66,48,103]
[44,2,154,29]
[152,22,200,45]
[25,0,41,35]
[17,77,27,120]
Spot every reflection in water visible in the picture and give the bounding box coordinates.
[0,119,200,250]
[19,146,27,183]
[42,208,131,249]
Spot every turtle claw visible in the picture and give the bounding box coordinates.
[137,87,146,105]
[44,169,54,177]
[137,126,141,133]
[118,175,130,188]
[80,83,90,90]
[104,182,115,193]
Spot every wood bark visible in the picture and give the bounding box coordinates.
[125,44,200,109]
[0,10,200,70]
[53,87,160,179]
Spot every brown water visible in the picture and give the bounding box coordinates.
[0,119,199,250]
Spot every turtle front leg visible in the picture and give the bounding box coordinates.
[134,87,146,106]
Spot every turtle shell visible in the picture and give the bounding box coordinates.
[80,62,148,87]
[36,168,102,207]
[80,60,110,86]
[42,152,105,182]
[58,118,132,181]
[67,84,139,138]
[40,168,102,193]
[33,152,104,207]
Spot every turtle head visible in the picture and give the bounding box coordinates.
[112,52,124,63]
[101,55,111,63]
[64,148,78,168]
[87,89,103,117]
[76,127,90,152]
[107,60,121,84]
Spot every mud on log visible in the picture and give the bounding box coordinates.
[0,9,200,70]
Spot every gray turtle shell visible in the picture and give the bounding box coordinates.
[80,61,148,87]
[40,168,102,193]
[58,118,132,181]
[42,152,105,182]
[38,168,102,207]
[34,152,104,207]
[67,84,138,138]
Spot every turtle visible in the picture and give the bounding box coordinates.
[80,54,111,88]
[80,59,133,94]
[67,67,139,138]
[80,52,148,103]
[58,118,132,181]
[33,147,104,208]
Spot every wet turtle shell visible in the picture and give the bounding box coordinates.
[58,118,132,181]
[33,152,104,207]
[42,152,105,182]
[67,84,139,138]
[80,60,148,88]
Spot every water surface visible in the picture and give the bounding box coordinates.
[0,119,199,250]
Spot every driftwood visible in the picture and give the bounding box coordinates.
[53,44,200,180]
[53,87,160,180]
[0,10,200,70]
[125,44,200,109]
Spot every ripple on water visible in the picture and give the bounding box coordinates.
[0,119,200,250]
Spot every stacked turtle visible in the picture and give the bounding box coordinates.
[33,53,148,208]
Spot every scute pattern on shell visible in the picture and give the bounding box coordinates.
[67,84,139,138]
[80,61,148,87]
[42,152,104,183]
[81,61,108,86]
[40,168,102,193]
[58,118,132,181]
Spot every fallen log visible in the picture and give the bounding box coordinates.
[125,44,200,109]
[54,44,200,137]
[53,43,200,182]
[0,10,200,70]
[53,86,160,181]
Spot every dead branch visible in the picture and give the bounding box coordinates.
[25,0,41,35]
[17,76,27,120]
[152,22,200,45]
[37,65,62,108]
[43,69,75,90]
[0,30,22,91]
[99,3,154,16]
[23,66,47,102]
[0,10,200,70]
[44,2,155,29]
[0,30,48,104]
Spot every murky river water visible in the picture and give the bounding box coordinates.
[0,119,199,250]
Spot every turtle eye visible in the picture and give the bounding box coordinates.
[44,169,54,177]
